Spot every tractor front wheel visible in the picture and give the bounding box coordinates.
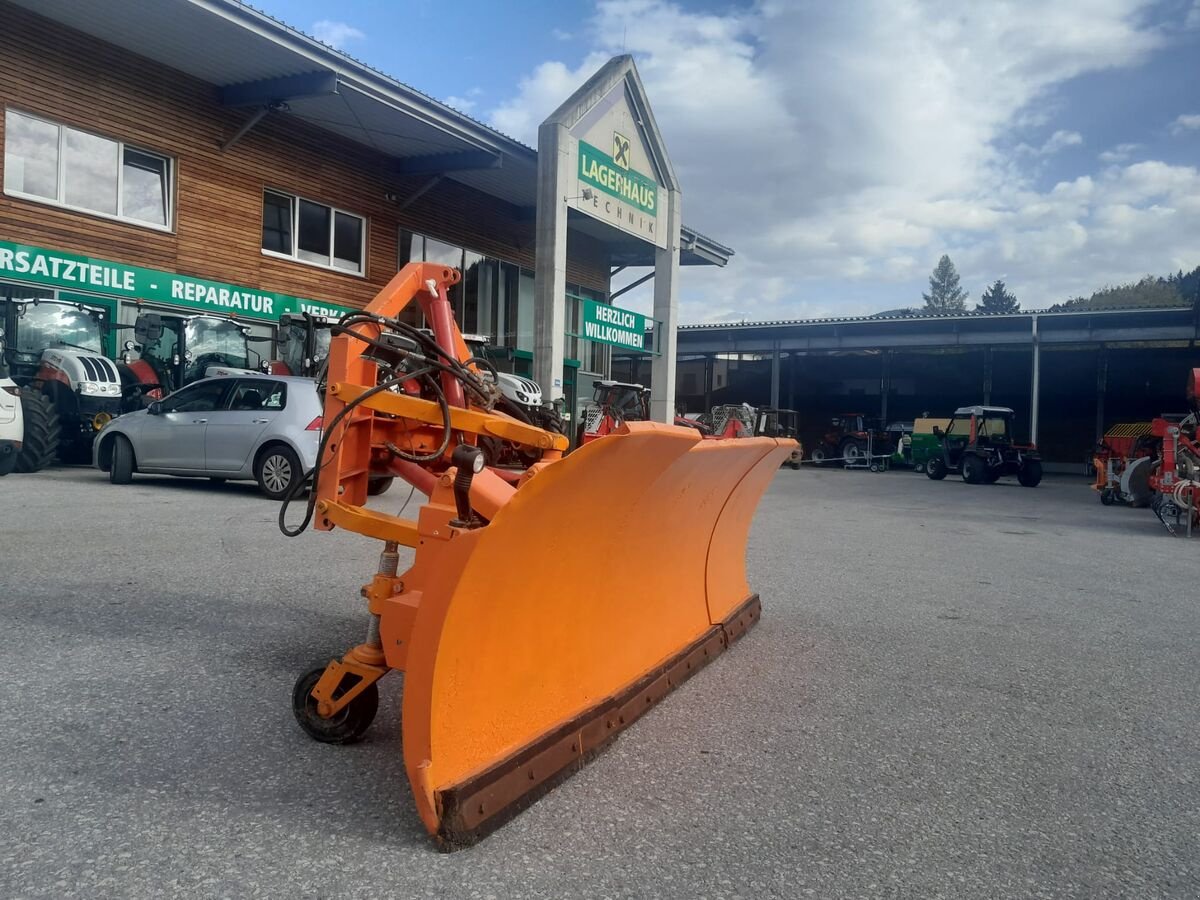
[810,446,830,465]
[15,391,61,473]
[1018,459,1043,488]
[962,454,987,484]
[292,664,379,745]
[926,457,947,481]
[840,439,865,467]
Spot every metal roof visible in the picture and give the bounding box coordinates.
[8,0,729,266]
[667,303,1200,355]
[679,303,1192,330]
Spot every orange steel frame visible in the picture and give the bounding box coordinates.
[307,263,568,716]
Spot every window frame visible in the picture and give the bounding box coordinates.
[261,188,367,277]
[3,108,174,232]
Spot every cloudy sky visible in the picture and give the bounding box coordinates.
[260,0,1200,322]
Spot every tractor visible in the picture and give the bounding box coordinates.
[809,412,892,467]
[753,407,803,468]
[925,405,1042,487]
[271,311,332,378]
[0,296,125,470]
[580,381,715,445]
[122,311,266,398]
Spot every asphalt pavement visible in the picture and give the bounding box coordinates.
[0,464,1196,898]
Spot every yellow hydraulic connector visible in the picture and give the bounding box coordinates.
[287,263,796,848]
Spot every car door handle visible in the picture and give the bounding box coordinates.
[192,418,208,424]
[252,418,270,424]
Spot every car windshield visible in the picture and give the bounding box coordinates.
[16,303,103,354]
[185,318,249,381]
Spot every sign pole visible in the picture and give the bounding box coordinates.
[649,186,680,423]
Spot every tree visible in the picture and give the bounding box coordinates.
[922,255,967,312]
[978,279,1020,313]
[1053,276,1185,311]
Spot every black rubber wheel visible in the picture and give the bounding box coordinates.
[1018,459,1043,488]
[840,439,865,467]
[984,466,1002,484]
[810,446,829,465]
[255,444,302,500]
[15,391,61,473]
[110,435,135,484]
[1100,488,1116,505]
[0,442,16,476]
[912,461,925,474]
[292,664,379,745]
[926,457,947,481]
[962,454,986,484]
[367,476,394,496]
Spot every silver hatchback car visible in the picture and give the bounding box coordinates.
[94,374,322,498]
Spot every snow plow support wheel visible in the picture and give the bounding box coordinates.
[292,665,379,745]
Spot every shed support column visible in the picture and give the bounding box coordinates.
[649,187,682,423]
[1095,346,1108,445]
[983,347,993,405]
[703,355,714,411]
[770,343,781,409]
[1030,318,1041,446]
[533,120,570,402]
[880,350,891,423]
[786,353,795,409]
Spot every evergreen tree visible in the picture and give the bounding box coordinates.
[922,255,967,312]
[978,279,1020,313]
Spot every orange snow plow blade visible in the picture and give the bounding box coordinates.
[400,426,793,845]
[288,262,796,848]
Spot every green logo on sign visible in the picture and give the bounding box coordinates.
[578,141,657,217]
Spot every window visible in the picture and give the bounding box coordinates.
[161,379,230,414]
[4,109,172,229]
[230,380,286,411]
[261,190,365,275]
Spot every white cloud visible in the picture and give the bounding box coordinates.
[1169,113,1200,135]
[444,96,477,113]
[491,0,1185,319]
[1188,1,1200,29]
[552,28,573,40]
[1098,142,1142,163]
[311,19,364,49]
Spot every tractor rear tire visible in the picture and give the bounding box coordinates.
[15,391,61,473]
[840,439,865,467]
[1018,459,1043,488]
[926,457,947,480]
[292,664,379,745]
[962,454,986,484]
[110,435,135,484]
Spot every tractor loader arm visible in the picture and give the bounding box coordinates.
[287,263,797,848]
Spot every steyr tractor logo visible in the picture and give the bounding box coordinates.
[612,132,631,170]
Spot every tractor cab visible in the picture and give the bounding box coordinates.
[926,405,1042,486]
[129,312,261,395]
[754,407,803,468]
[275,312,332,378]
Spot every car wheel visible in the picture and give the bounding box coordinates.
[110,435,135,485]
[1018,459,1043,488]
[256,444,302,500]
[962,454,986,484]
[926,457,947,481]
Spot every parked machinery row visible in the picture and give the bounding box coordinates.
[0,296,264,472]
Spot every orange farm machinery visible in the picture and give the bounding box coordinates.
[1091,423,1157,507]
[280,264,797,848]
